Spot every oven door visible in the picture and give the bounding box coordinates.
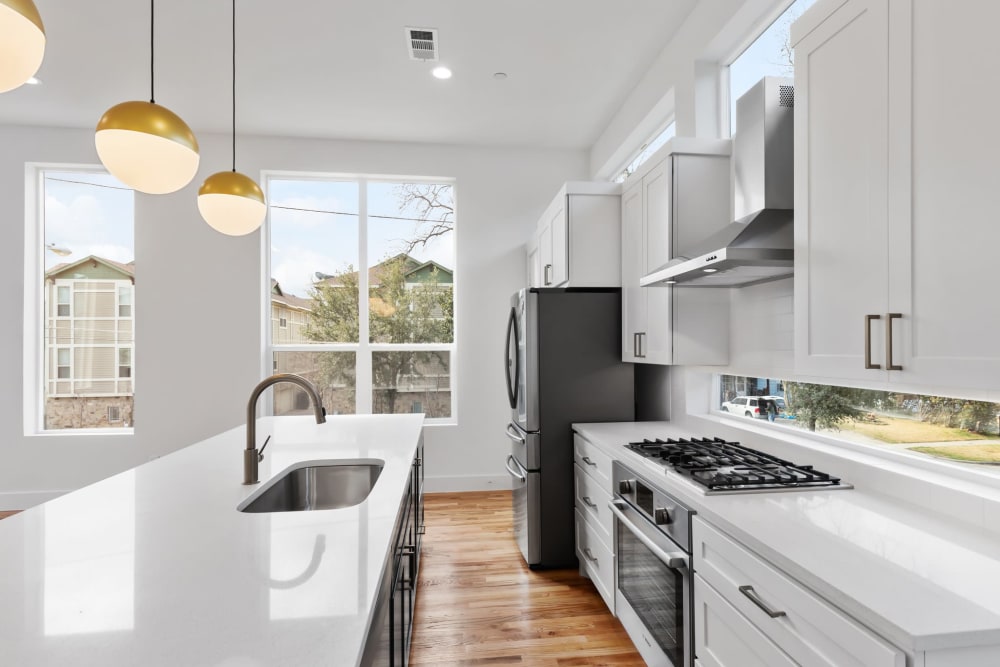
[609,499,692,667]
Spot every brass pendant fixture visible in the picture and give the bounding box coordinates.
[198,0,265,235]
[95,0,199,194]
[0,0,45,93]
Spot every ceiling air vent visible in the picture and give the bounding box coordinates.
[405,27,439,61]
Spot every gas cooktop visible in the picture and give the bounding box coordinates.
[627,436,851,494]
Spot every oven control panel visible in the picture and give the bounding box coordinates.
[612,461,693,551]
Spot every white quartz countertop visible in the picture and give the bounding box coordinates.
[0,414,424,667]
[574,421,1000,653]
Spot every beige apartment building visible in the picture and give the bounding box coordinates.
[45,256,134,429]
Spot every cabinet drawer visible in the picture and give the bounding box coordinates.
[693,518,904,667]
[695,574,797,667]
[575,509,615,613]
[574,463,613,543]
[573,433,612,489]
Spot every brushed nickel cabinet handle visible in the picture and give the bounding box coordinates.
[633,332,640,358]
[864,314,881,369]
[582,496,598,509]
[583,547,598,563]
[581,456,597,467]
[739,585,786,618]
[544,264,552,285]
[887,313,902,370]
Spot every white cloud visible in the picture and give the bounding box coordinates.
[271,246,346,297]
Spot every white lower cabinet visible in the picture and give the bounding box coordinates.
[695,575,797,667]
[693,517,905,667]
[573,433,615,613]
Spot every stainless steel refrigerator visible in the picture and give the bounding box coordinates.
[503,287,634,568]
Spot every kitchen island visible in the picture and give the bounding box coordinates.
[0,414,424,667]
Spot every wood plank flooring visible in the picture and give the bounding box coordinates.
[410,491,644,667]
[0,511,19,520]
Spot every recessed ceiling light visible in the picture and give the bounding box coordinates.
[432,66,452,80]
[26,76,41,85]
[493,72,508,80]
[703,268,718,273]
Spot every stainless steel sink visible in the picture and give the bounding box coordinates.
[238,461,384,513]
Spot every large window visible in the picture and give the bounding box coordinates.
[727,0,816,134]
[32,169,135,432]
[266,176,455,421]
[614,122,676,183]
[717,374,1000,473]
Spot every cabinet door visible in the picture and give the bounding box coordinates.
[643,158,673,364]
[539,219,554,287]
[621,181,646,361]
[695,575,798,667]
[890,0,1000,390]
[793,0,890,381]
[526,234,541,287]
[548,197,569,286]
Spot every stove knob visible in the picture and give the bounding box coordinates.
[654,507,673,525]
[618,480,633,494]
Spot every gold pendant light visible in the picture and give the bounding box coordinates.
[0,0,45,93]
[95,0,199,194]
[198,0,265,236]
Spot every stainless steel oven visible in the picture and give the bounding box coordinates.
[610,461,694,667]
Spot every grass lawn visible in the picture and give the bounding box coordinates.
[838,415,985,444]
[910,444,1000,464]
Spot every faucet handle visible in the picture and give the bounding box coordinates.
[257,435,272,462]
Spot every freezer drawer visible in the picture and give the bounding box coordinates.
[505,453,540,565]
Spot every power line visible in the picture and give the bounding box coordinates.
[45,177,132,191]
[269,204,449,225]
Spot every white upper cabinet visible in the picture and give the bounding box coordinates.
[527,182,621,289]
[794,0,1000,392]
[621,139,732,365]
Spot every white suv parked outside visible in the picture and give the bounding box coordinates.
[721,396,765,418]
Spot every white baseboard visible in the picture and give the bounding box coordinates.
[424,474,512,493]
[0,490,65,511]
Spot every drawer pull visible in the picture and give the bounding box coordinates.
[581,456,597,467]
[583,547,598,564]
[581,496,597,509]
[739,585,787,618]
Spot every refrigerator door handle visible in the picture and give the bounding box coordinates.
[505,455,526,482]
[505,423,526,445]
[505,306,520,410]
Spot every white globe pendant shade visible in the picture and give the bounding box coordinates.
[0,0,45,93]
[198,171,266,236]
[95,101,200,194]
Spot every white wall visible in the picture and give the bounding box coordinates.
[0,124,588,507]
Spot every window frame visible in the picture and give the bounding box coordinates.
[262,171,458,425]
[24,163,135,437]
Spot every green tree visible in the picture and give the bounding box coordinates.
[785,381,862,432]
[303,255,453,415]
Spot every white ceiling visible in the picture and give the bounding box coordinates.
[0,0,698,149]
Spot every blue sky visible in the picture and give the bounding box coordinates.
[44,171,134,271]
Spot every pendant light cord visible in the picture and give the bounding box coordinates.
[232,0,237,173]
[150,0,155,104]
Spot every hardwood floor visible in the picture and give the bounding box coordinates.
[410,491,644,667]
[0,511,19,520]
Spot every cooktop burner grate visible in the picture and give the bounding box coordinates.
[627,437,844,492]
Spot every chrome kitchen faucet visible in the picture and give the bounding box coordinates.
[245,373,327,484]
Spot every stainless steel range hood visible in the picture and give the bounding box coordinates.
[641,76,794,288]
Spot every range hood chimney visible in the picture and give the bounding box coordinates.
[641,77,794,287]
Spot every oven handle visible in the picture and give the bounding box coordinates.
[609,500,689,571]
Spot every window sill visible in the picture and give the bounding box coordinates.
[27,428,134,438]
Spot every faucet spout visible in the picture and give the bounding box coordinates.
[245,373,327,485]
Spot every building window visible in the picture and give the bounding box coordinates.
[56,286,70,316]
[717,374,1000,475]
[108,406,122,423]
[118,348,132,378]
[726,0,817,134]
[614,122,677,183]
[118,285,132,317]
[267,176,456,421]
[32,168,135,432]
[56,348,70,379]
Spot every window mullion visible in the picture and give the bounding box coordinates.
[356,178,373,414]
